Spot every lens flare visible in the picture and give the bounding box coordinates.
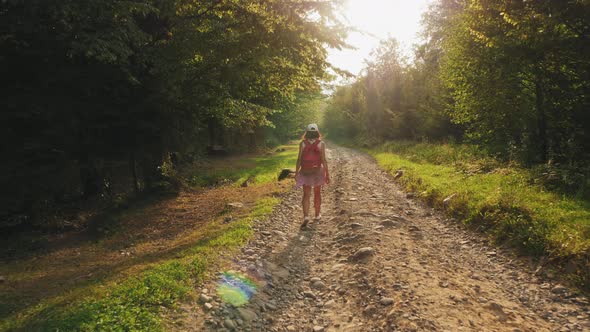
[216,271,258,306]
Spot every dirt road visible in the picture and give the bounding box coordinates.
[187,144,589,331]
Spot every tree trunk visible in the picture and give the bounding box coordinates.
[79,154,102,198]
[535,81,547,162]
[130,151,139,194]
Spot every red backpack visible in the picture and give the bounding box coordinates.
[300,139,322,174]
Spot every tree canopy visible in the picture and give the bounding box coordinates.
[325,0,590,165]
[1,0,347,224]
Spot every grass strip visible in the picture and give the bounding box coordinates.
[367,141,590,290]
[3,197,279,332]
[185,144,299,188]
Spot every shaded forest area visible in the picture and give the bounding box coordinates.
[325,0,590,197]
[1,0,345,231]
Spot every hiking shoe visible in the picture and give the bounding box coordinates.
[300,217,310,229]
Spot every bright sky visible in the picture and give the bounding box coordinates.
[329,0,433,78]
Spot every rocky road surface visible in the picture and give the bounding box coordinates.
[186,144,590,331]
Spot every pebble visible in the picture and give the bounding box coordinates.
[380,298,395,306]
[223,318,236,330]
[313,326,325,332]
[551,285,568,295]
[364,304,377,315]
[273,230,286,237]
[227,202,244,209]
[200,294,212,303]
[237,308,257,322]
[380,219,397,227]
[304,291,316,299]
[311,280,327,290]
[349,247,375,262]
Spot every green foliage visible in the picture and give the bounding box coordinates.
[1,0,347,224]
[439,0,590,163]
[270,94,328,142]
[324,37,460,143]
[326,0,589,166]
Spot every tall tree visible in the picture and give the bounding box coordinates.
[0,0,348,225]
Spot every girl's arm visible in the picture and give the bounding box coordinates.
[295,141,304,175]
[321,142,330,184]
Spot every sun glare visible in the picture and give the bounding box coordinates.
[329,0,432,77]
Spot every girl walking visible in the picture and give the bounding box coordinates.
[295,123,330,228]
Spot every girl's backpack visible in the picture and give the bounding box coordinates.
[301,139,322,174]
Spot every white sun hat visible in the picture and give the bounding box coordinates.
[306,123,319,131]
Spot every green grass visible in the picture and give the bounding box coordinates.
[185,144,299,188]
[367,141,590,289]
[2,197,280,332]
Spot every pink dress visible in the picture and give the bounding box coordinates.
[295,167,326,188]
[295,140,327,188]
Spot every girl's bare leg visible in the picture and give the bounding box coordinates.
[302,186,311,220]
[313,186,321,217]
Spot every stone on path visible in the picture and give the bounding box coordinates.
[380,219,397,227]
[350,223,363,230]
[311,280,327,290]
[224,318,237,330]
[199,294,212,303]
[304,290,316,299]
[363,304,377,315]
[237,307,257,322]
[349,247,375,262]
[273,230,286,237]
[551,285,568,295]
[227,202,244,209]
[380,297,395,306]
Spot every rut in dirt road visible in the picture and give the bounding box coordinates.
[189,144,590,332]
